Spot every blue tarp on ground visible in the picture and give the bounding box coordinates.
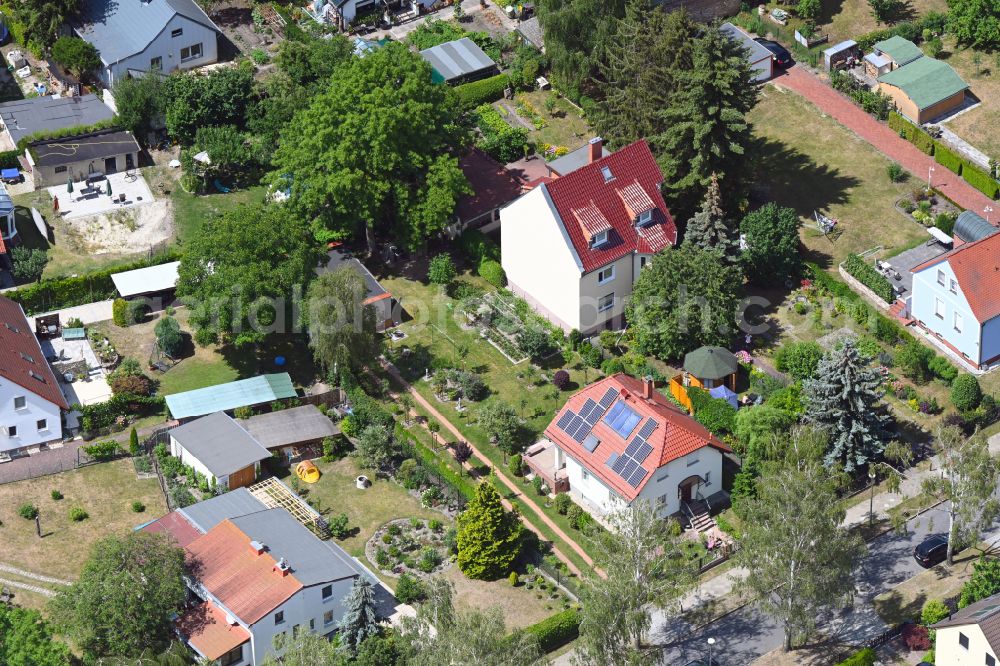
[709,385,739,409]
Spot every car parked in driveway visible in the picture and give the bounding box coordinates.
[754,38,792,67]
[914,534,951,567]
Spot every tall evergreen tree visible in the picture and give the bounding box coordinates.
[338,577,380,655]
[653,23,759,219]
[456,482,523,580]
[803,339,891,472]
[682,173,739,266]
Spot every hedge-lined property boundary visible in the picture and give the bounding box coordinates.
[843,253,895,304]
[524,608,580,652]
[455,73,511,108]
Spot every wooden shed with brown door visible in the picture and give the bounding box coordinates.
[169,412,272,491]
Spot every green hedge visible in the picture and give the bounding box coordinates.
[888,112,935,155]
[6,252,180,315]
[455,74,511,108]
[843,253,895,303]
[836,647,877,666]
[962,161,1000,199]
[401,430,477,501]
[934,144,963,174]
[77,393,165,433]
[0,150,21,169]
[525,609,580,652]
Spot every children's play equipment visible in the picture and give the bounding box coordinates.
[295,460,321,484]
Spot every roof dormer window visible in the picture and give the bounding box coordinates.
[592,230,609,247]
[636,210,653,227]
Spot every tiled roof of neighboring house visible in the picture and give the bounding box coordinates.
[178,488,267,533]
[0,94,114,146]
[455,149,522,223]
[547,142,610,177]
[720,22,774,63]
[542,140,677,273]
[874,35,924,66]
[912,231,1000,323]
[878,56,969,110]
[142,509,203,548]
[419,37,497,83]
[0,295,69,409]
[176,601,250,661]
[73,0,219,65]
[169,412,271,478]
[165,373,297,420]
[238,404,339,450]
[30,129,139,168]
[229,508,366,587]
[931,591,1000,654]
[544,374,730,502]
[186,519,303,625]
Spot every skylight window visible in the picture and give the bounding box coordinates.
[601,166,615,183]
[604,401,641,439]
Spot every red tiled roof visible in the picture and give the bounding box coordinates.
[186,520,302,625]
[0,295,68,409]
[142,510,203,548]
[543,141,677,273]
[455,149,523,222]
[176,601,250,661]
[912,232,1000,323]
[544,374,729,502]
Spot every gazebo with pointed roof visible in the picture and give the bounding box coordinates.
[683,346,738,390]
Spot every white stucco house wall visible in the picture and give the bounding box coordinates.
[533,374,730,524]
[500,139,677,335]
[168,412,271,490]
[908,231,1000,370]
[930,592,1000,666]
[73,0,221,86]
[0,296,68,454]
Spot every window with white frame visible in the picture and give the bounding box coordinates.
[704,471,711,486]
[36,419,47,432]
[274,611,284,625]
[171,28,183,37]
[181,43,203,61]
[656,494,666,506]
[323,610,335,626]
[950,278,958,294]
[592,230,608,247]
[598,293,614,312]
[938,269,946,286]
[935,298,945,319]
[150,56,162,70]
[959,632,969,649]
[7,425,17,437]
[581,469,590,481]
[954,311,963,333]
[13,396,26,410]
[597,265,615,285]
[640,256,648,269]
[322,585,333,600]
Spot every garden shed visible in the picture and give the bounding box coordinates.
[168,411,271,490]
[238,404,340,461]
[165,373,297,420]
[823,39,858,71]
[110,260,180,300]
[316,245,403,332]
[419,37,499,85]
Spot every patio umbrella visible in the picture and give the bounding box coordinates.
[66,178,73,193]
[105,180,112,197]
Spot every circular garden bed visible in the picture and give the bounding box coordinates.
[365,517,452,578]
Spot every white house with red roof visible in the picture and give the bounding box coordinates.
[909,231,1000,370]
[0,295,68,454]
[500,140,677,335]
[530,374,730,526]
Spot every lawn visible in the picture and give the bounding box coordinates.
[938,39,1000,160]
[750,83,928,271]
[492,89,593,155]
[0,459,167,581]
[873,544,986,625]
[812,0,948,46]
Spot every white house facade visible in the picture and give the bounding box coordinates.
[930,592,1000,666]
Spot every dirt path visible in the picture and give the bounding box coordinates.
[379,360,602,578]
[0,578,57,597]
[774,66,996,214]
[0,563,70,586]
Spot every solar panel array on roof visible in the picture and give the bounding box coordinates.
[604,401,642,439]
[610,417,659,488]
[556,389,619,448]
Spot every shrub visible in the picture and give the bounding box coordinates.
[128,427,140,456]
[68,507,89,522]
[131,501,145,513]
[82,441,121,461]
[475,104,530,163]
[921,598,950,626]
[421,486,443,507]
[112,298,129,326]
[962,162,1000,199]
[109,373,152,397]
[329,513,350,539]
[429,519,442,531]
[457,229,500,265]
[11,247,48,283]
[508,452,523,477]
[154,316,183,357]
[552,369,570,390]
[895,339,934,382]
[694,397,737,435]
[934,144,963,174]
[478,259,505,288]
[835,647,877,666]
[455,73,511,108]
[951,374,983,411]
[774,341,824,380]
[50,489,63,500]
[525,608,581,652]
[886,162,906,182]
[901,623,931,651]
[554,493,572,515]
[935,212,957,236]
[843,253,895,303]
[929,355,958,383]
[395,572,425,603]
[428,253,457,286]
[565,504,583,529]
[18,503,38,520]
[509,571,519,586]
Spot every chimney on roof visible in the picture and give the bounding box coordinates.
[249,540,265,556]
[643,376,655,400]
[589,137,603,163]
[274,557,291,576]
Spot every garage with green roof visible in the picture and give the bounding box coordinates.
[875,48,969,123]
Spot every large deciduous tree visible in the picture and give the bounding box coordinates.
[683,173,739,266]
[921,426,1000,566]
[49,532,186,658]
[177,204,317,347]
[112,74,167,139]
[50,36,101,79]
[536,0,628,97]
[735,436,865,651]
[306,267,381,377]
[355,423,400,472]
[803,338,891,472]
[163,64,256,145]
[574,502,695,664]
[740,202,803,285]
[947,0,1000,49]
[456,482,523,580]
[6,0,79,48]
[0,605,71,666]
[271,42,470,250]
[625,246,743,360]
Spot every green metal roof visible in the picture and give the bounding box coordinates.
[878,56,969,110]
[683,346,738,381]
[874,35,923,66]
[165,373,297,420]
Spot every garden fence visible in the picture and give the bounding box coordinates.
[535,559,582,600]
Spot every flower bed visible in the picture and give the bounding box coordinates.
[365,518,452,578]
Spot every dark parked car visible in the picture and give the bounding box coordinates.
[755,38,792,67]
[914,534,952,567]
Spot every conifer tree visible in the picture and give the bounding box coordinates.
[803,339,890,472]
[338,577,380,654]
[456,482,523,580]
[682,174,739,266]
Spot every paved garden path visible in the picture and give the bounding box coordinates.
[774,66,996,215]
[0,578,58,597]
[379,360,600,578]
[0,563,71,586]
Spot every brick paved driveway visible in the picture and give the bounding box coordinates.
[774,66,996,215]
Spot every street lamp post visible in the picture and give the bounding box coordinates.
[986,206,995,224]
[927,165,936,192]
[869,469,876,529]
[707,637,716,665]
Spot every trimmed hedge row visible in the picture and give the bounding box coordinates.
[934,143,963,174]
[455,73,511,108]
[964,163,1000,199]
[843,253,895,304]
[888,112,935,155]
[6,252,180,315]
[524,608,580,652]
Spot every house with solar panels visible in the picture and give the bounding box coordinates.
[527,374,731,528]
[500,140,677,334]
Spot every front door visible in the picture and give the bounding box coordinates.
[104,157,117,174]
[680,481,693,502]
[125,153,135,170]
